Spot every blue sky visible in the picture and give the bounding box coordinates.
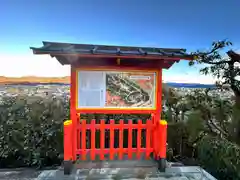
[1,0,240,83]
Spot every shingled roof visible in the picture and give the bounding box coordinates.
[30,41,194,69]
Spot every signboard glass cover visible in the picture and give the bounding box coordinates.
[77,70,156,108]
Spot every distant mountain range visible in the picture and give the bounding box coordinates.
[0,76,70,85]
[0,76,216,88]
[166,82,216,88]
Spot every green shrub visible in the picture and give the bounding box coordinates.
[1,93,239,180]
[197,136,240,180]
[0,95,150,168]
[0,95,69,168]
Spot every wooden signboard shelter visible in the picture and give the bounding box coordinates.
[31,42,194,174]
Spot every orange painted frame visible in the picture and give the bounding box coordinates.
[73,66,162,114]
[70,65,163,161]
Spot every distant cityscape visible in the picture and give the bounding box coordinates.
[0,83,233,101]
[165,82,216,88]
[0,82,216,88]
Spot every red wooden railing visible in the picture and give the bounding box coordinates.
[76,119,153,160]
[64,118,167,162]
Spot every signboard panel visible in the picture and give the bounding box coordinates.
[77,70,156,109]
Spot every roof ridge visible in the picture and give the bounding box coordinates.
[41,41,187,52]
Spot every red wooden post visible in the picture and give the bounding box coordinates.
[64,120,73,161]
[100,119,105,160]
[70,67,77,161]
[152,114,157,158]
[110,119,115,160]
[158,120,167,159]
[153,69,163,158]
[81,120,86,160]
[90,119,96,160]
[146,119,151,159]
[119,119,124,160]
[137,120,142,159]
[128,120,133,159]
[77,114,80,150]
[157,69,163,120]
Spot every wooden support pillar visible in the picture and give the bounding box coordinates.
[70,66,77,161]
[153,69,167,171]
[64,120,73,175]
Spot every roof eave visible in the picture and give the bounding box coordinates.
[30,48,194,61]
[41,41,187,52]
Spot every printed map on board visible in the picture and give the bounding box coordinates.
[105,72,156,108]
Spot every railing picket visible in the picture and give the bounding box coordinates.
[119,119,124,159]
[137,119,142,159]
[90,119,96,160]
[77,129,79,150]
[110,119,115,160]
[128,120,133,159]
[81,119,86,160]
[146,119,151,159]
[100,119,105,160]
[76,117,80,150]
[77,116,80,150]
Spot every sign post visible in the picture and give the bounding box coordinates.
[30,41,194,174]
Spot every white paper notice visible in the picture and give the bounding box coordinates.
[77,71,106,108]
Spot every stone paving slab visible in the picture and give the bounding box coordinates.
[36,160,217,180]
[37,166,217,180]
[0,168,42,180]
[0,161,217,180]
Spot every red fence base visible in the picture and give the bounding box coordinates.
[76,119,154,161]
[63,118,167,174]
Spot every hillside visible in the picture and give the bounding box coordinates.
[0,76,216,88]
[0,76,70,85]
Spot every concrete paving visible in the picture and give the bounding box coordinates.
[0,168,42,180]
[0,159,217,180]
[36,163,217,180]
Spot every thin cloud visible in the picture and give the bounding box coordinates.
[162,73,217,84]
[0,53,217,84]
[0,53,70,77]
